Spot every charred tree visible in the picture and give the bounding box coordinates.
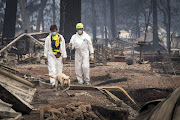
[36,0,47,32]
[157,0,171,53]
[92,0,97,43]
[42,15,44,32]
[152,0,159,51]
[83,1,87,31]
[0,0,6,36]
[53,0,56,24]
[136,12,140,38]
[103,0,108,46]
[167,0,171,53]
[60,0,81,43]
[144,8,152,42]
[2,0,18,45]
[19,0,31,33]
[135,0,144,39]
[109,0,116,39]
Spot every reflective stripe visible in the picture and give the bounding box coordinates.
[54,49,60,52]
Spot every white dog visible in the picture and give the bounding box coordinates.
[45,73,70,92]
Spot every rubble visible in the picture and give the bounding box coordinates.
[0,99,22,120]
[0,66,36,114]
[0,59,178,120]
[37,102,133,120]
[39,102,101,120]
[0,32,47,66]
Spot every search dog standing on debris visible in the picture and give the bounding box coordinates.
[45,73,70,92]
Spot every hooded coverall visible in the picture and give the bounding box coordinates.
[70,31,94,84]
[44,33,67,86]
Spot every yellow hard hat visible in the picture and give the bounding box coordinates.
[76,23,84,29]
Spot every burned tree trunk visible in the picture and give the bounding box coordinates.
[167,0,171,53]
[109,0,116,39]
[60,0,81,43]
[0,1,6,35]
[52,0,56,24]
[2,0,18,45]
[36,0,47,32]
[42,15,44,32]
[152,0,159,51]
[19,0,31,33]
[136,13,140,38]
[158,0,171,53]
[103,0,108,46]
[92,0,97,43]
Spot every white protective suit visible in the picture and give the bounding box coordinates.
[44,33,67,86]
[70,31,94,84]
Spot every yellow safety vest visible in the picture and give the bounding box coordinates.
[51,34,61,55]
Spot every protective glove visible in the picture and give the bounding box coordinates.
[69,43,73,50]
[90,53,94,62]
[62,58,66,63]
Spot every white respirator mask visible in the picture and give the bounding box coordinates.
[77,30,83,35]
[51,32,57,36]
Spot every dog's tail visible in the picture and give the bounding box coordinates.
[44,74,55,78]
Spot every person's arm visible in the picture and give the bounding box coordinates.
[87,35,94,54]
[69,35,75,50]
[86,35,95,61]
[61,35,67,58]
[44,36,49,58]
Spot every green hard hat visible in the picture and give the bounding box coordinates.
[76,23,84,29]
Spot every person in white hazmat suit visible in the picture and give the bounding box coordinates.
[44,24,67,87]
[69,23,94,85]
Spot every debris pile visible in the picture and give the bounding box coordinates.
[0,99,22,119]
[0,65,36,119]
[150,51,180,75]
[40,102,103,120]
[0,32,48,65]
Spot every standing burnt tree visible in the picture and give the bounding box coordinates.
[109,0,116,40]
[92,0,97,43]
[2,0,18,45]
[0,0,6,36]
[166,0,171,53]
[36,0,47,32]
[19,0,31,33]
[60,0,81,43]
[152,0,159,51]
[103,0,108,46]
[52,0,56,24]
